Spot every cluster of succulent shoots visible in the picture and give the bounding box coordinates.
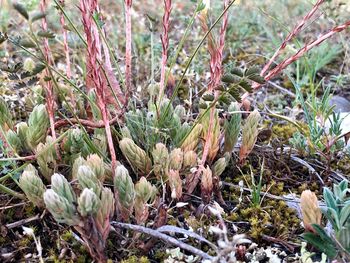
[19,155,157,262]
[119,135,228,204]
[3,103,49,154]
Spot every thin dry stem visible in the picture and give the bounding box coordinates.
[40,0,61,160]
[125,0,132,97]
[261,0,325,76]
[158,0,172,105]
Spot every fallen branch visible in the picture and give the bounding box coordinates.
[111,221,213,260]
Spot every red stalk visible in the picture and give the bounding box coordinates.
[158,0,172,105]
[40,0,61,160]
[125,0,132,99]
[261,0,325,77]
[79,0,118,175]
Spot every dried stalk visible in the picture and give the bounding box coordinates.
[261,0,325,76]
[111,221,213,260]
[158,0,172,105]
[263,20,350,83]
[79,0,117,174]
[40,0,60,160]
[59,0,71,79]
[200,0,229,166]
[125,0,132,96]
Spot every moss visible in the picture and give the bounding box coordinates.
[121,255,150,263]
[61,230,74,242]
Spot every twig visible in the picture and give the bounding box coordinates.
[6,214,40,229]
[0,202,27,211]
[53,113,123,129]
[290,156,324,184]
[111,221,213,260]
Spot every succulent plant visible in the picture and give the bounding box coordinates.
[183,150,198,169]
[168,169,182,200]
[200,109,220,163]
[152,143,169,178]
[114,165,135,220]
[19,164,46,207]
[0,97,13,129]
[44,188,80,226]
[119,137,152,175]
[300,190,322,233]
[223,102,241,153]
[26,104,50,150]
[78,188,101,217]
[134,177,157,224]
[6,129,23,153]
[169,148,183,171]
[200,165,213,204]
[35,136,56,181]
[239,110,261,163]
[16,122,29,150]
[180,123,202,152]
[303,180,350,260]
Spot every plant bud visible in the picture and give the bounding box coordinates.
[51,173,76,203]
[134,177,157,224]
[16,122,29,149]
[95,187,115,240]
[167,169,182,200]
[92,130,107,156]
[35,137,56,181]
[27,104,49,149]
[69,128,85,154]
[183,151,198,169]
[119,138,152,175]
[114,165,135,220]
[239,110,261,163]
[78,188,101,217]
[86,154,105,182]
[181,124,202,152]
[300,190,322,233]
[152,143,169,178]
[44,189,80,226]
[6,129,22,153]
[72,156,87,179]
[174,105,186,119]
[212,157,227,177]
[169,148,183,170]
[200,166,213,204]
[0,97,13,129]
[77,165,102,196]
[135,177,157,204]
[23,57,36,73]
[19,164,46,207]
[120,126,132,139]
[201,109,220,163]
[224,102,241,153]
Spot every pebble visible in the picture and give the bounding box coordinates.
[329,95,350,113]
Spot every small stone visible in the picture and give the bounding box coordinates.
[329,95,350,113]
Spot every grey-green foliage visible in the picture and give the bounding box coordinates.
[125,100,183,153]
[303,180,350,260]
[322,180,350,253]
